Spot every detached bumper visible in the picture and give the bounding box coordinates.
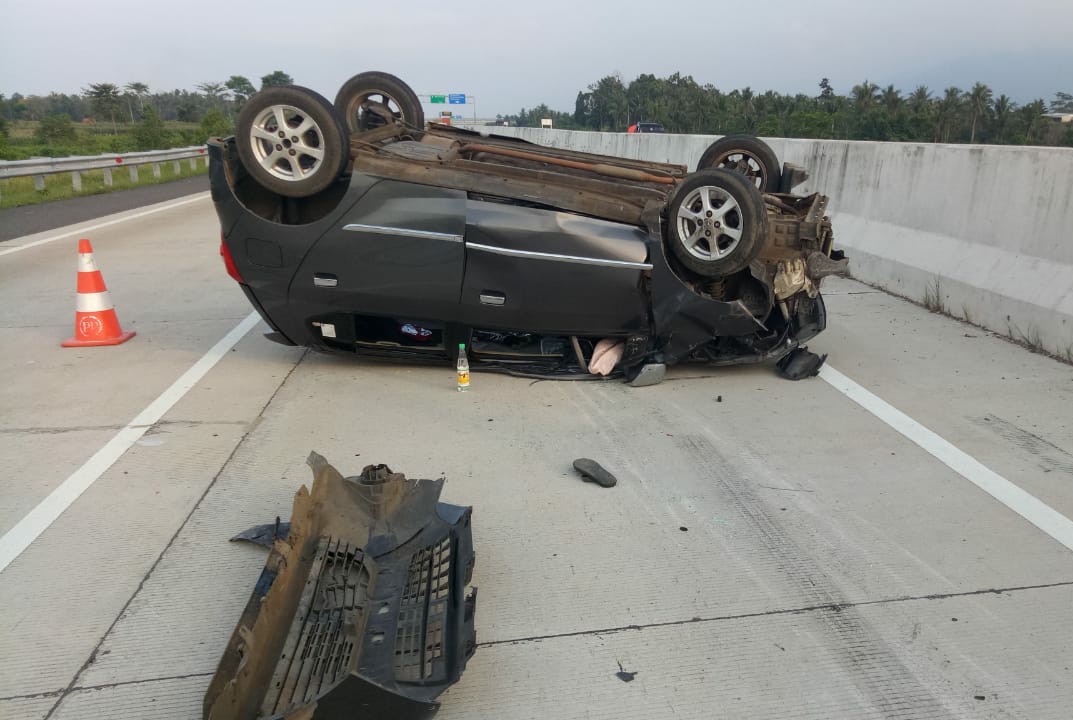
[205,452,476,720]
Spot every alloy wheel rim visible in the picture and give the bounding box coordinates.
[248,104,325,182]
[675,186,744,261]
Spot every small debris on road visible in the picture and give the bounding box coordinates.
[776,346,827,380]
[615,660,638,683]
[573,458,617,487]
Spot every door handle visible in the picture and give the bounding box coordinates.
[313,273,338,288]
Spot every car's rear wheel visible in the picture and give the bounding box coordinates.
[695,135,780,193]
[666,170,769,278]
[235,86,349,198]
[334,71,425,134]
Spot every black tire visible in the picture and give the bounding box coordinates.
[665,170,769,278]
[235,86,349,198]
[334,71,424,134]
[695,134,780,193]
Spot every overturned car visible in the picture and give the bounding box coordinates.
[211,71,846,383]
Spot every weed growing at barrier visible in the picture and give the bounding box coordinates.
[1000,321,1073,366]
[960,304,974,325]
[1006,322,1045,354]
[923,276,946,314]
[0,160,207,209]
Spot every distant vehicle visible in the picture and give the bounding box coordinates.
[628,122,666,133]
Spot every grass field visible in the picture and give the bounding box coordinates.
[0,119,210,208]
[0,158,208,209]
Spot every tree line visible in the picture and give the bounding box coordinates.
[0,72,296,157]
[4,71,1072,153]
[502,74,1073,147]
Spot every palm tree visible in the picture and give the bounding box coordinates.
[964,82,993,143]
[992,94,1015,143]
[197,82,228,109]
[1019,99,1047,144]
[881,84,903,114]
[225,76,256,108]
[125,82,149,110]
[908,86,931,114]
[851,80,880,111]
[83,83,122,133]
[934,87,963,143]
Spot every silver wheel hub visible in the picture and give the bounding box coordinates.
[675,186,744,262]
[248,104,326,183]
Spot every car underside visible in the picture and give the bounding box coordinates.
[210,72,847,384]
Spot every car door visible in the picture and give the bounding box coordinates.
[459,200,652,335]
[290,178,468,322]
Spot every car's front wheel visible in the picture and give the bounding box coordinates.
[665,170,769,278]
[235,86,349,198]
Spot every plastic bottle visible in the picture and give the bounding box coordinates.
[456,343,470,391]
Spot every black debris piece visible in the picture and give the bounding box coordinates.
[615,660,638,683]
[776,346,827,380]
[229,518,290,548]
[573,458,618,488]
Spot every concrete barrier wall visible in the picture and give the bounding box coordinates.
[478,126,1073,358]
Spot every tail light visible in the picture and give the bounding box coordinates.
[220,235,244,283]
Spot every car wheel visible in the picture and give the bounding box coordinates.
[235,86,349,198]
[666,170,769,278]
[334,71,425,134]
[695,134,780,193]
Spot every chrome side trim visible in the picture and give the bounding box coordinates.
[467,242,652,270]
[313,276,337,288]
[342,223,463,243]
[479,293,506,306]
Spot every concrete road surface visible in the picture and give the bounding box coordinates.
[1,195,1071,720]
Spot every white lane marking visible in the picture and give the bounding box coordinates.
[0,311,262,573]
[820,364,1073,552]
[0,192,210,258]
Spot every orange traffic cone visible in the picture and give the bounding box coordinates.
[62,239,136,347]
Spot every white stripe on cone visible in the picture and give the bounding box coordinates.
[77,253,99,273]
[76,291,114,313]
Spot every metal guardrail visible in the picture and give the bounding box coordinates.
[0,146,209,200]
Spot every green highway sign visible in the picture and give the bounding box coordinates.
[430,95,446,104]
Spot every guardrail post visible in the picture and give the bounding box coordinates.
[129,166,139,183]
[33,175,46,192]
[188,157,197,170]
[153,163,162,179]
[102,168,113,186]
[173,160,181,175]
[72,171,82,192]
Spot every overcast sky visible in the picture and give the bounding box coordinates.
[2,0,1070,116]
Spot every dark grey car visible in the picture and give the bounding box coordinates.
[211,72,846,383]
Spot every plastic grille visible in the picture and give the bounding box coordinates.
[394,536,453,682]
[264,537,369,715]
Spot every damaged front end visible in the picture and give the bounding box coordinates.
[204,453,476,720]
